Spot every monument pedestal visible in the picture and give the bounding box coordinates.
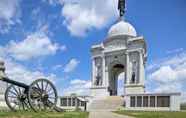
[125,84,145,94]
[90,86,109,99]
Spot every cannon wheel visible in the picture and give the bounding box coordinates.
[28,79,58,112]
[5,85,30,111]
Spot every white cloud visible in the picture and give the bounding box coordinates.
[0,57,57,86]
[166,48,184,54]
[5,59,44,83]
[70,79,87,85]
[63,79,91,96]
[8,32,58,60]
[147,51,186,102]
[0,32,63,92]
[0,45,59,94]
[60,45,67,51]
[61,0,118,37]
[153,83,182,93]
[64,58,80,73]
[147,52,186,71]
[52,64,63,70]
[150,66,186,84]
[42,0,59,5]
[0,0,21,33]
[148,65,186,93]
[1,32,65,61]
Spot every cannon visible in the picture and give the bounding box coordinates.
[0,61,58,112]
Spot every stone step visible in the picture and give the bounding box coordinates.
[89,96,124,111]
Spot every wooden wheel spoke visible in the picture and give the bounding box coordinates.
[9,90,18,96]
[21,102,25,110]
[36,83,41,90]
[44,82,49,91]
[18,101,21,110]
[41,80,44,91]
[47,87,53,93]
[12,86,19,95]
[5,85,30,111]
[23,101,29,109]
[48,91,54,96]
[48,96,55,99]
[8,96,17,98]
[28,79,57,111]
[33,88,41,95]
[48,97,55,102]
[18,88,22,95]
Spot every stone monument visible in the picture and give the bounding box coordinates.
[90,0,147,99]
[89,0,181,112]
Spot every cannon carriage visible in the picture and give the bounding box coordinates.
[0,61,58,112]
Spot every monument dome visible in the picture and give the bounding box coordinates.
[108,20,137,37]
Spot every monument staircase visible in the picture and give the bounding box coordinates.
[88,96,124,111]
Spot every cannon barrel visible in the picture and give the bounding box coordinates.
[2,77,29,89]
[0,60,29,89]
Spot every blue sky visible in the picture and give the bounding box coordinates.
[0,0,186,101]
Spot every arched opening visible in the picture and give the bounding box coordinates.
[108,64,125,96]
[117,72,125,96]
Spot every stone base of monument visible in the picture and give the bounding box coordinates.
[88,96,124,111]
[125,84,145,94]
[90,87,109,100]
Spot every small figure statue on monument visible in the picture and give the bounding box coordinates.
[118,0,126,17]
[95,65,102,86]
[94,58,103,86]
[131,61,137,84]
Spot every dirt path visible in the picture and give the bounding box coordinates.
[89,111,134,118]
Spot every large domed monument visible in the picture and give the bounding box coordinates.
[91,12,146,98]
[90,0,146,98]
[89,0,181,111]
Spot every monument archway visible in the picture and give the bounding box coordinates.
[108,63,125,96]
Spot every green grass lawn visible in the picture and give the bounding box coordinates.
[0,111,89,118]
[114,110,186,118]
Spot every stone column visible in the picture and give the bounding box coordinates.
[125,52,130,84]
[71,96,73,106]
[91,58,96,87]
[105,67,109,87]
[142,96,144,107]
[67,97,68,107]
[148,96,150,107]
[102,55,106,86]
[135,96,137,107]
[138,50,145,85]
[155,96,157,107]
[75,97,78,110]
[104,56,109,88]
